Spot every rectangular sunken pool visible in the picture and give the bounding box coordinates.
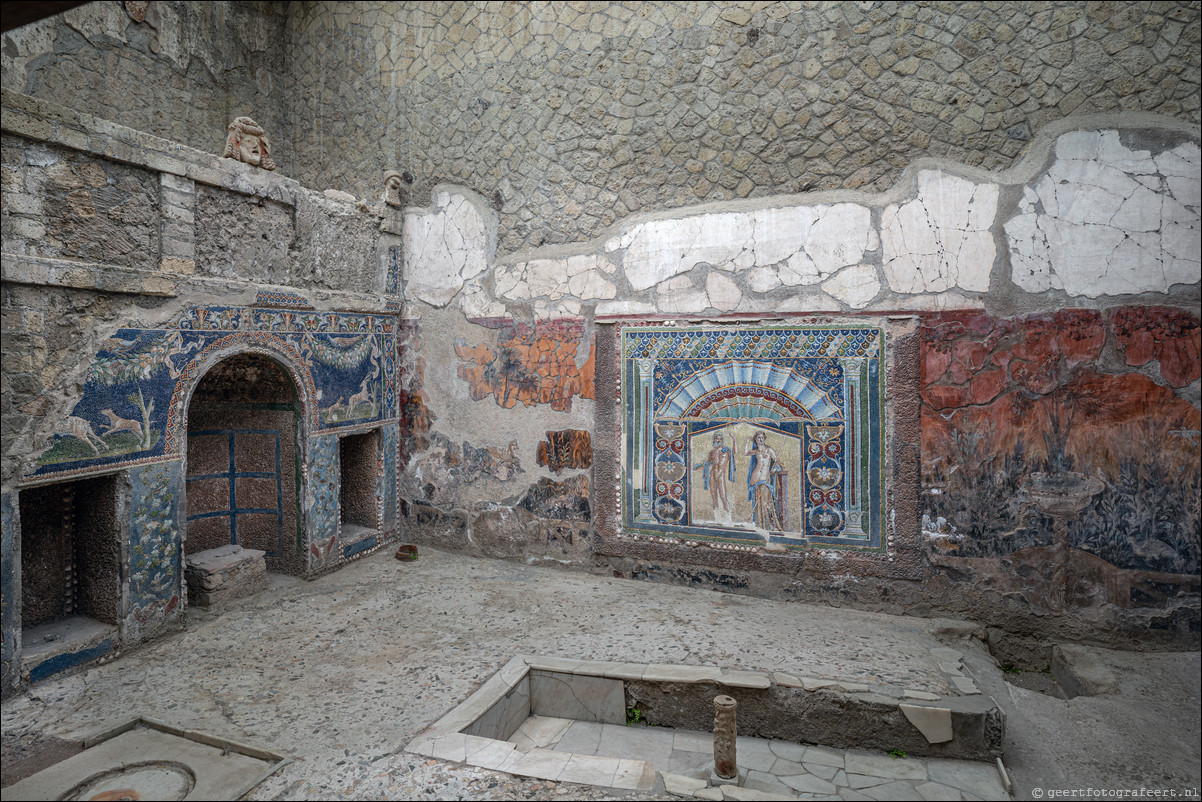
[405,655,1004,791]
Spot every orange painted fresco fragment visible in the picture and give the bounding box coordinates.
[454,319,595,412]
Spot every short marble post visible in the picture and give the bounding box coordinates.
[713,694,738,780]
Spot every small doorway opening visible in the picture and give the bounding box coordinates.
[339,429,379,542]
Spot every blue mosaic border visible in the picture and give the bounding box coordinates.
[28,639,114,683]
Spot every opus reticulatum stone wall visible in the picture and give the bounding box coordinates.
[2,2,1200,698]
[5,2,1198,253]
[289,1,1201,252]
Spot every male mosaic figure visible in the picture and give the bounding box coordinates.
[694,431,736,522]
[745,431,784,532]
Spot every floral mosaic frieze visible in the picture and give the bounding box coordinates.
[31,304,397,481]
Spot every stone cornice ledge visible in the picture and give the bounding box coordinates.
[0,254,177,297]
[0,253,394,313]
[0,89,299,205]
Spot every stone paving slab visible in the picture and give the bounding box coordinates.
[0,548,980,799]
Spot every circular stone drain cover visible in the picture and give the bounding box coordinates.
[63,761,195,801]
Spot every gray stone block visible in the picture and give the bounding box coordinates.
[1052,644,1118,698]
[184,545,268,608]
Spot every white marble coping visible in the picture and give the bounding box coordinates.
[406,655,962,770]
[407,729,657,791]
[517,655,921,696]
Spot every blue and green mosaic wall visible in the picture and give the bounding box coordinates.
[621,323,885,552]
[31,300,397,483]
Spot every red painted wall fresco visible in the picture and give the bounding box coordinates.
[920,307,1200,607]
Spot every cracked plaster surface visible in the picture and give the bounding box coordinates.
[404,189,490,307]
[822,264,883,309]
[495,254,617,302]
[459,278,507,320]
[881,171,998,295]
[1005,131,1201,298]
[402,127,1199,317]
[610,203,875,293]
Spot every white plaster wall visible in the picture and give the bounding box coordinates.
[1005,132,1201,298]
[401,118,1201,319]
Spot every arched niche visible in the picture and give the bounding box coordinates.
[182,347,309,574]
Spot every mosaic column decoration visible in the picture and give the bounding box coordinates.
[841,357,868,538]
[306,434,340,570]
[713,694,738,780]
[633,358,656,524]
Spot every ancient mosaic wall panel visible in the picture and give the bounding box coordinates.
[125,461,182,640]
[380,423,399,529]
[1,492,18,691]
[26,301,397,483]
[620,323,885,553]
[306,434,340,571]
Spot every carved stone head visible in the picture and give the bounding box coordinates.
[223,117,275,170]
[384,170,404,207]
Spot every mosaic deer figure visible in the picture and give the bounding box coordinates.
[99,408,144,439]
[347,377,373,413]
[54,415,107,455]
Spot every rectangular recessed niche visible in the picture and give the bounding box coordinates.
[339,429,379,540]
[407,655,1002,792]
[19,475,121,629]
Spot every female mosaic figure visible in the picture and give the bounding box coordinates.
[744,431,784,531]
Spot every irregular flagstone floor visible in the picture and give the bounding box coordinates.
[2,547,1198,800]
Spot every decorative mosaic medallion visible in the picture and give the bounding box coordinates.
[620,323,885,552]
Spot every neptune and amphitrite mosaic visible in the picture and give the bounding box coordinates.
[621,323,886,553]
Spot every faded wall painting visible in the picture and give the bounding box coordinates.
[454,318,595,412]
[29,302,397,482]
[620,323,885,552]
[921,308,1201,607]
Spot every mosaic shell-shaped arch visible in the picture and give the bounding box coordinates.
[165,332,318,456]
[659,360,841,422]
